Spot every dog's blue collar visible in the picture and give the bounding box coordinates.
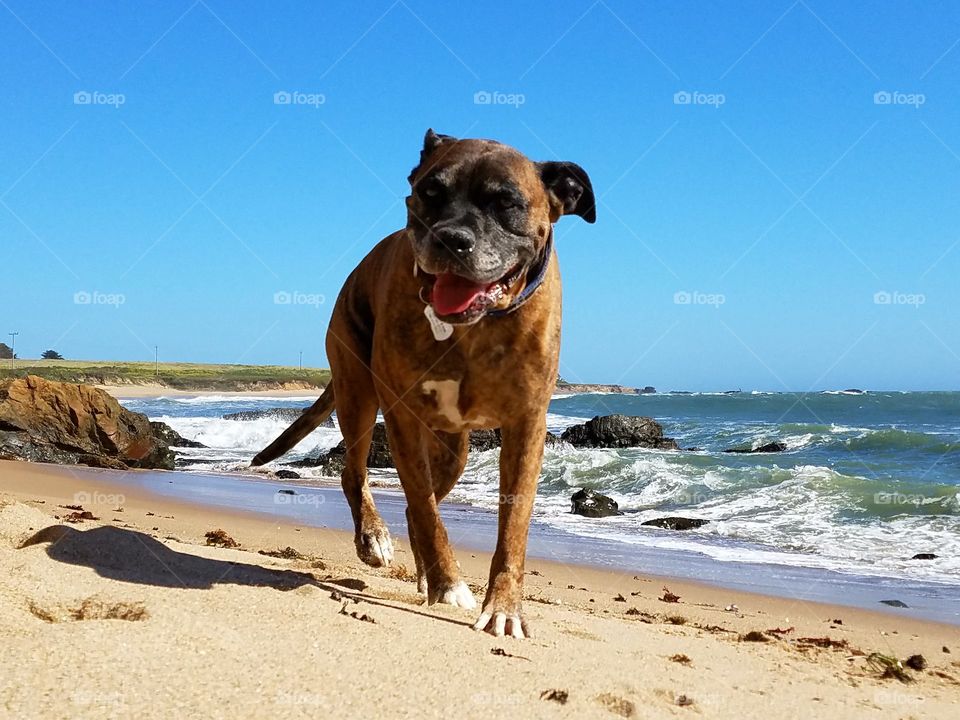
[487,231,553,318]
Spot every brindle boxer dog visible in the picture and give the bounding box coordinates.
[252,130,595,637]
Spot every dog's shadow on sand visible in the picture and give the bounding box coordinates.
[20,524,317,591]
[20,523,476,629]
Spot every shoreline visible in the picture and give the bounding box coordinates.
[3,459,958,627]
[2,458,959,718]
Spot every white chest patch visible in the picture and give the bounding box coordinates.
[421,380,463,425]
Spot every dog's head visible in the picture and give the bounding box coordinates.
[407,129,595,324]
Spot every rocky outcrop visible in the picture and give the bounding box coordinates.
[468,428,564,452]
[641,517,709,531]
[0,376,175,470]
[724,441,787,454]
[555,383,655,395]
[560,415,678,450]
[570,489,621,518]
[287,423,564,473]
[290,423,394,473]
[149,422,206,449]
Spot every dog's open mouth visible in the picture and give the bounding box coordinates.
[421,265,522,323]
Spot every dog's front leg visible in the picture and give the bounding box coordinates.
[473,414,545,639]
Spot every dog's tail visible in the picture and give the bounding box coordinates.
[250,384,336,466]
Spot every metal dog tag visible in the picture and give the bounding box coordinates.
[424,304,453,341]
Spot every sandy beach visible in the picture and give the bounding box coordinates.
[97,384,324,399]
[1,459,957,719]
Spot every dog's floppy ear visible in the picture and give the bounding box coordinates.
[537,161,596,223]
[409,129,458,184]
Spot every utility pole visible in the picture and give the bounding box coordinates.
[8,332,18,370]
[154,346,159,378]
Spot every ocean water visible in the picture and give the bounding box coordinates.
[122,391,960,586]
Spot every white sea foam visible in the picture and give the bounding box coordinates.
[158,414,343,467]
[153,394,318,404]
[453,450,960,583]
[545,412,589,434]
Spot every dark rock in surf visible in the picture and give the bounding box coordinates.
[304,422,394,474]
[910,553,938,560]
[149,421,206,448]
[288,423,564,473]
[469,428,564,452]
[561,415,678,450]
[469,429,502,452]
[641,517,709,531]
[570,488,622,518]
[275,469,301,480]
[223,407,335,427]
[879,599,909,608]
[724,441,787,454]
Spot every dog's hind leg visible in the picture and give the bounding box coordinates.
[332,359,394,568]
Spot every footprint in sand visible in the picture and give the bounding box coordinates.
[28,596,149,623]
[595,692,636,718]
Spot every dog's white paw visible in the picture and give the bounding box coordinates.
[473,611,527,639]
[356,528,393,568]
[416,573,428,596]
[433,581,476,609]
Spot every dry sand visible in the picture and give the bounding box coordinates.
[1,459,957,719]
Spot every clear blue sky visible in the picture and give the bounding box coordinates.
[2,1,959,391]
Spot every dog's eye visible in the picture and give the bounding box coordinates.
[419,178,445,201]
[496,193,521,211]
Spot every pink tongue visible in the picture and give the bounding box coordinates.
[432,273,491,316]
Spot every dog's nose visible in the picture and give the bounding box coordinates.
[433,227,475,255]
